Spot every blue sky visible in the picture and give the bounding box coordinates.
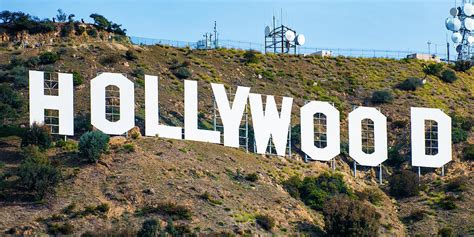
[2,0,455,53]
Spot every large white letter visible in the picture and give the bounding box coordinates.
[411,107,452,168]
[184,80,220,143]
[145,75,182,139]
[249,93,293,156]
[301,101,340,161]
[29,70,74,135]
[91,73,135,135]
[348,107,387,166]
[211,83,250,147]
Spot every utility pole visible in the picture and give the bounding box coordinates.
[427,41,432,55]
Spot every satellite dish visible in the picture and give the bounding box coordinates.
[468,36,474,44]
[265,26,270,37]
[450,7,459,17]
[296,34,305,45]
[464,3,474,16]
[452,32,463,43]
[446,17,454,31]
[285,30,295,41]
[465,18,474,30]
[456,45,462,53]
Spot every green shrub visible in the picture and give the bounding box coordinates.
[387,146,405,167]
[323,196,380,236]
[47,222,74,235]
[132,67,145,79]
[39,52,60,64]
[245,173,259,182]
[445,176,468,192]
[122,143,135,153]
[283,173,351,210]
[0,84,23,109]
[463,144,474,161]
[72,71,84,86]
[173,67,192,79]
[87,28,98,37]
[78,131,109,163]
[56,139,79,152]
[438,227,454,237]
[255,214,275,231]
[26,56,40,67]
[397,78,423,91]
[388,170,419,198]
[18,146,60,199]
[423,63,443,76]
[10,65,28,87]
[74,22,85,35]
[125,50,138,61]
[452,127,468,144]
[136,202,192,220]
[138,219,161,237]
[356,187,384,206]
[440,69,457,83]
[371,90,393,104]
[453,60,471,72]
[243,50,260,64]
[437,195,457,210]
[100,54,121,66]
[21,123,52,150]
[60,22,74,37]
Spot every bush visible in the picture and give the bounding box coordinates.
[26,56,40,67]
[0,84,23,109]
[122,143,135,153]
[60,22,74,37]
[136,202,192,220]
[445,176,468,192]
[283,173,351,210]
[74,22,85,35]
[388,170,419,198]
[371,90,393,104]
[323,196,380,236]
[138,219,161,237]
[397,78,423,91]
[87,28,98,38]
[132,67,145,79]
[78,131,109,163]
[423,63,443,76]
[386,146,405,167]
[21,123,52,150]
[9,65,28,87]
[47,222,74,235]
[39,52,60,64]
[438,227,454,237]
[440,69,457,83]
[100,54,121,66]
[245,173,259,182]
[243,50,260,64]
[356,187,384,206]
[173,67,192,79]
[125,50,138,61]
[255,214,275,231]
[18,146,60,199]
[56,139,79,152]
[452,127,468,144]
[454,60,471,72]
[72,71,84,86]
[463,144,474,161]
[437,195,457,210]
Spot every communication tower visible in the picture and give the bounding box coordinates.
[446,1,474,61]
[197,21,219,50]
[264,14,305,54]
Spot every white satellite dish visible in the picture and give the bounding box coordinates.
[296,34,305,46]
[450,7,459,17]
[446,17,455,31]
[265,26,270,37]
[464,18,474,30]
[468,36,474,44]
[453,18,462,31]
[285,30,295,41]
[452,32,463,43]
[464,3,474,16]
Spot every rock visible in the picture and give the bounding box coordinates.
[127,126,141,139]
[143,188,156,195]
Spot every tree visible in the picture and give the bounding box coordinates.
[0,10,14,23]
[89,13,110,30]
[389,170,419,198]
[56,9,67,22]
[79,131,110,163]
[21,123,52,150]
[323,196,380,236]
[138,219,161,237]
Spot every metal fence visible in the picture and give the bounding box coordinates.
[129,36,447,60]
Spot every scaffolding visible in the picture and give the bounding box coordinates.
[213,89,249,152]
[105,85,121,122]
[43,72,60,134]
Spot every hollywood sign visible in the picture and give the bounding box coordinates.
[29,71,452,169]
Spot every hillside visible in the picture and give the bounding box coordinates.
[0,27,473,236]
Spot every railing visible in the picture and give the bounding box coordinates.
[129,36,448,60]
